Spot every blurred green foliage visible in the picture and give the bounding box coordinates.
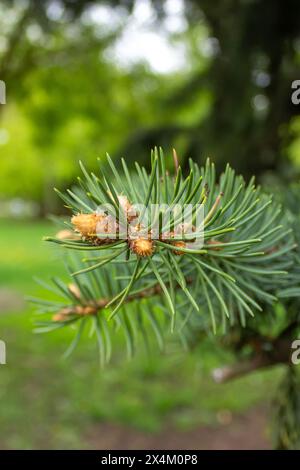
[0,0,299,212]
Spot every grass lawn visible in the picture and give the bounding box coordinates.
[0,219,283,449]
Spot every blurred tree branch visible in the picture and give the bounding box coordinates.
[212,321,299,383]
[0,6,32,81]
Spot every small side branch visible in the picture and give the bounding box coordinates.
[212,355,275,383]
[212,330,295,383]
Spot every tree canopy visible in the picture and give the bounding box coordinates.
[0,0,299,210]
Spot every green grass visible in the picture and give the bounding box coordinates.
[0,219,283,449]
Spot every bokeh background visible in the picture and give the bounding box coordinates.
[0,0,299,449]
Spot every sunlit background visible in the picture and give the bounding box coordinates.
[0,0,299,449]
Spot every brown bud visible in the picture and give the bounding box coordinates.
[71,212,120,245]
[82,306,97,315]
[74,305,96,316]
[71,213,105,238]
[130,238,154,257]
[172,241,186,255]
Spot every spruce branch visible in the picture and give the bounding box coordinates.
[30,148,298,362]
